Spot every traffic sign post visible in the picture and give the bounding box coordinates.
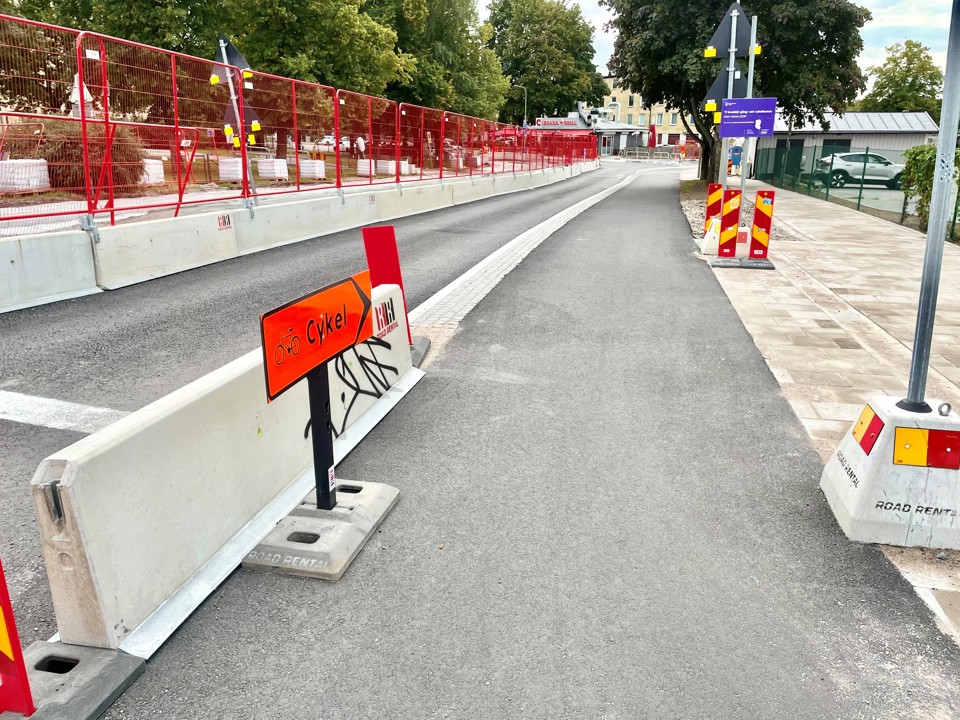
[248,268,401,580]
[818,0,960,551]
[260,271,373,509]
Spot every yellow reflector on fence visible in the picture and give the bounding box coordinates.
[704,47,717,58]
[251,121,261,132]
[248,134,256,145]
[224,125,234,136]
[210,74,220,85]
[754,45,762,55]
[242,70,253,79]
[705,101,717,112]
[713,112,722,124]
[233,137,241,148]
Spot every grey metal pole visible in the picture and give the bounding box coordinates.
[738,16,758,225]
[902,0,960,411]
[719,7,738,189]
[219,38,257,206]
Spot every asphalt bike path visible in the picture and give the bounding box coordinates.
[102,168,960,717]
[0,163,633,645]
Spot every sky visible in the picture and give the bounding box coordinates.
[481,0,952,81]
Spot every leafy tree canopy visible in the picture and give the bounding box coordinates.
[860,39,942,119]
[603,0,870,178]
[489,0,608,124]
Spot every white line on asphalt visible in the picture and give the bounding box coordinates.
[0,390,129,434]
[3,168,643,433]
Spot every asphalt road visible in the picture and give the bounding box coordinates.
[0,162,634,643]
[104,165,960,717]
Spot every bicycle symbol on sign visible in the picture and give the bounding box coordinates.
[274,328,301,365]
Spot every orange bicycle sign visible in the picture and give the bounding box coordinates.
[260,271,373,401]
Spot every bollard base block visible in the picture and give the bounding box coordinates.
[742,258,776,270]
[5,642,144,720]
[699,217,721,255]
[711,257,743,269]
[411,335,431,369]
[243,480,399,581]
[821,395,960,549]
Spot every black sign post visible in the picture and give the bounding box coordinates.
[307,365,337,510]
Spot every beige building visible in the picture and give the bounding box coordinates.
[590,76,693,147]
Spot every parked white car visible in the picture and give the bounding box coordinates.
[817,151,904,189]
[318,135,351,151]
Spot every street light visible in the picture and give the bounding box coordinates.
[513,83,527,125]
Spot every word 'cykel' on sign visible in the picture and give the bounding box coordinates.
[260,271,373,401]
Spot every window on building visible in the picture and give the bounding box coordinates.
[671,113,678,125]
[627,113,633,125]
[628,96,635,107]
[611,96,617,104]
[656,112,663,124]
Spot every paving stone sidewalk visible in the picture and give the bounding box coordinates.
[681,167,960,635]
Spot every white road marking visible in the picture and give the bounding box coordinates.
[0,390,129,434]
[4,168,642,432]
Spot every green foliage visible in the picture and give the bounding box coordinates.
[488,0,607,124]
[16,0,220,56]
[901,144,960,230]
[366,0,509,119]
[860,40,943,119]
[603,0,871,180]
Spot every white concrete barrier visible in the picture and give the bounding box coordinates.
[80,161,598,290]
[32,284,417,656]
[93,210,240,289]
[0,230,100,313]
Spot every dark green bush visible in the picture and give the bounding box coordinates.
[4,119,148,195]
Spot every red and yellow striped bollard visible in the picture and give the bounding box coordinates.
[749,190,775,259]
[0,557,34,716]
[718,189,741,258]
[704,183,723,235]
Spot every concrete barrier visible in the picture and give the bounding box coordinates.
[90,162,599,289]
[0,230,100,313]
[93,211,239,290]
[32,284,419,656]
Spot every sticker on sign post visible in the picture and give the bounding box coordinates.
[328,466,336,492]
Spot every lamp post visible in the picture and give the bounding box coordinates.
[513,84,528,125]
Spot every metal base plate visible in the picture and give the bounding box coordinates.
[411,336,431,369]
[711,257,743,269]
[242,480,399,581]
[742,258,776,270]
[8,641,144,720]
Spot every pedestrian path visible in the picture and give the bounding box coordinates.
[104,166,960,718]
[684,165,960,642]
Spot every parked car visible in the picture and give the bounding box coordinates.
[317,135,350,151]
[816,152,904,189]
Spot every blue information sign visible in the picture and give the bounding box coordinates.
[719,97,777,138]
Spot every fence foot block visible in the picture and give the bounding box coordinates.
[243,480,399,581]
[19,641,144,720]
[742,258,776,270]
[710,257,744,269]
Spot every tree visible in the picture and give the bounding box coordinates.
[860,40,942,119]
[364,0,510,119]
[603,0,871,182]
[16,0,221,57]
[488,0,608,124]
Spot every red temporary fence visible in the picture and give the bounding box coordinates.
[0,12,598,238]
